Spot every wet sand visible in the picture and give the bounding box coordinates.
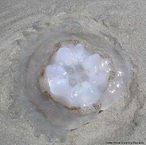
[0,0,146,144]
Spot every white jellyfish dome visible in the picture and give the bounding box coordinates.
[39,40,115,116]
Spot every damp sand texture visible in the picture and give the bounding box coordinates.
[0,0,146,145]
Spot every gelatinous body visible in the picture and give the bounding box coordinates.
[15,20,131,139]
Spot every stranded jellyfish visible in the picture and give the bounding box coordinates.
[15,20,132,140]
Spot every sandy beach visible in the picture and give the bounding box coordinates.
[0,0,146,145]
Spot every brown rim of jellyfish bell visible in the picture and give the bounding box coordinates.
[38,40,116,116]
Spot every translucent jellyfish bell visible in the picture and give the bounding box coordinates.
[15,20,132,140]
